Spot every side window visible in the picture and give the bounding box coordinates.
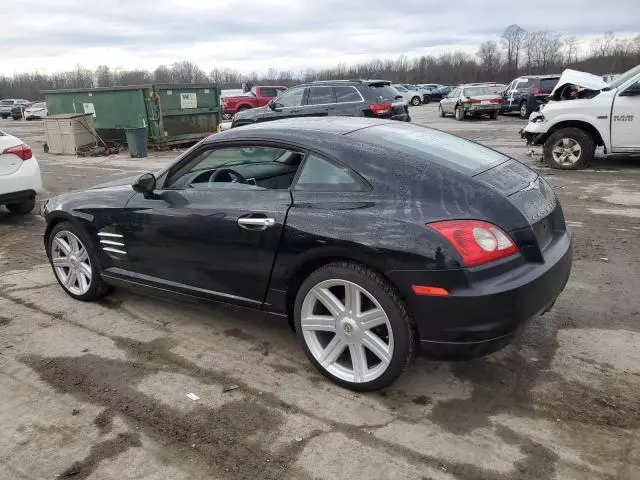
[274,88,305,108]
[515,79,530,90]
[295,154,368,192]
[167,146,304,191]
[450,88,460,97]
[335,86,363,103]
[259,88,278,97]
[306,86,336,105]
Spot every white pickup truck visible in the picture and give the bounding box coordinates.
[522,64,640,170]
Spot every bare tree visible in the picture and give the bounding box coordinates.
[539,32,564,70]
[501,24,526,75]
[170,61,207,84]
[591,31,615,57]
[95,65,113,87]
[153,65,173,83]
[565,36,579,64]
[477,40,502,77]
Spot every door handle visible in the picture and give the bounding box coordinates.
[237,217,275,229]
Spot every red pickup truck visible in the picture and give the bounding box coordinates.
[222,85,287,119]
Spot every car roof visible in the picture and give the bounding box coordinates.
[297,79,392,87]
[517,75,561,79]
[210,117,391,140]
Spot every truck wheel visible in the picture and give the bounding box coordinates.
[519,102,530,119]
[455,106,465,121]
[543,128,595,170]
[410,96,421,106]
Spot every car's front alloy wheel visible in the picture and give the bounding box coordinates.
[47,222,111,301]
[295,262,415,391]
[411,96,421,106]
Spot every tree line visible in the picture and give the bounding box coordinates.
[2,27,639,100]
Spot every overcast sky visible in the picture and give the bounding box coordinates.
[2,0,639,75]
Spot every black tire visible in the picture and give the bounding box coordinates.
[543,127,594,170]
[46,221,112,301]
[422,95,431,104]
[294,261,416,392]
[12,116,21,121]
[0,115,8,119]
[519,101,530,119]
[489,110,499,120]
[410,96,421,106]
[6,198,35,214]
[455,106,465,121]
[438,104,446,117]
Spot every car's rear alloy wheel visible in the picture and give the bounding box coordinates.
[438,105,446,117]
[411,96,421,106]
[520,102,529,119]
[295,262,415,391]
[455,106,465,121]
[48,222,111,301]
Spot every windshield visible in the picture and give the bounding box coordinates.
[31,102,45,108]
[463,87,493,96]
[393,85,408,92]
[606,64,640,90]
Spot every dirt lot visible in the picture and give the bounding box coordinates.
[1,107,639,480]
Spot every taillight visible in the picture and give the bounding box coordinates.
[469,98,481,104]
[369,102,392,116]
[427,220,518,267]
[490,98,503,104]
[3,143,32,161]
[534,90,547,96]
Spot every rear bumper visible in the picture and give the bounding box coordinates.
[388,233,572,356]
[0,189,36,205]
[391,113,411,122]
[0,158,43,196]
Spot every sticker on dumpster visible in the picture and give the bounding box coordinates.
[181,93,197,109]
[83,103,96,117]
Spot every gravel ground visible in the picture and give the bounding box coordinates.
[1,107,639,480]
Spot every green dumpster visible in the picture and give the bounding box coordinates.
[42,84,221,149]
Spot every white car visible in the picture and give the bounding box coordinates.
[391,85,414,105]
[0,130,43,214]
[25,102,48,120]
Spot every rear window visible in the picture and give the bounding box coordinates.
[539,78,559,91]
[350,123,508,174]
[259,87,286,97]
[368,84,398,102]
[463,87,492,96]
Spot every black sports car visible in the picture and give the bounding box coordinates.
[41,117,572,391]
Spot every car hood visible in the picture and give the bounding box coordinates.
[551,69,609,95]
[234,105,267,120]
[89,174,142,189]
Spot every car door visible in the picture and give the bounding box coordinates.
[611,79,640,151]
[258,86,307,122]
[118,142,301,307]
[510,78,531,108]
[503,80,517,110]
[442,88,459,113]
[300,86,338,117]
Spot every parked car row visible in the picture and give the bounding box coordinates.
[0,99,48,120]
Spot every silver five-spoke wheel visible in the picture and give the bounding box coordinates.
[51,230,92,296]
[301,279,394,384]
[551,137,582,166]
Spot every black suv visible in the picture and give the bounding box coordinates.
[231,80,410,128]
[501,75,560,118]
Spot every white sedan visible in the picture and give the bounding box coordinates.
[0,130,43,214]
[391,85,414,105]
[25,102,48,120]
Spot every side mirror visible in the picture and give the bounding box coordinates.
[620,82,640,97]
[132,173,156,196]
[269,101,283,111]
[395,95,403,100]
